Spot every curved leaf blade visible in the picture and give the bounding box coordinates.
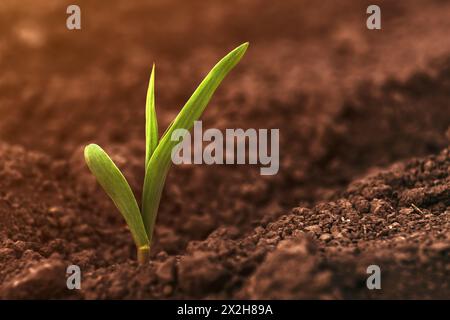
[84,144,149,248]
[142,42,249,239]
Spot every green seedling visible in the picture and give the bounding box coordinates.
[84,43,248,263]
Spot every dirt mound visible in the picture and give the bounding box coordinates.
[78,148,449,299]
[0,143,137,298]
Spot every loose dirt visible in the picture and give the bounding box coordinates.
[0,0,448,299]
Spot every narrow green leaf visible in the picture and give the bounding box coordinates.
[84,144,149,248]
[145,64,158,170]
[142,42,249,240]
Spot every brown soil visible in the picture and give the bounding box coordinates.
[0,0,449,299]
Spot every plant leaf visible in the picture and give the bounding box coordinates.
[142,42,249,240]
[84,144,149,248]
[145,64,158,170]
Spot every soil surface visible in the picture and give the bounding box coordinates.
[0,0,449,299]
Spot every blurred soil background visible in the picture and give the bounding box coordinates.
[0,0,448,299]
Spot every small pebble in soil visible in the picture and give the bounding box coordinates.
[155,257,176,283]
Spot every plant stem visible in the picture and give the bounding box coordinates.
[137,244,150,264]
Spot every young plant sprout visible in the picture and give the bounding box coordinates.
[84,43,248,263]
